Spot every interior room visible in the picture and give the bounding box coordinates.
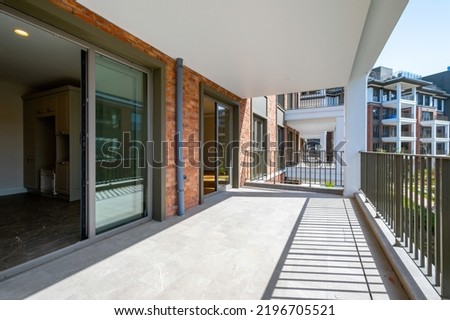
[0,11,84,270]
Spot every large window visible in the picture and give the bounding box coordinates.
[95,54,148,234]
[276,94,285,108]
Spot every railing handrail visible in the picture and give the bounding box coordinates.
[361,150,450,159]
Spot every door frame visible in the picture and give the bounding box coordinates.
[199,84,240,204]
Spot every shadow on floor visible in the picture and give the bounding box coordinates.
[262,197,408,300]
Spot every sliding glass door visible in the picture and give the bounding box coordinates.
[95,54,148,234]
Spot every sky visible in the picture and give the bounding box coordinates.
[374,0,450,77]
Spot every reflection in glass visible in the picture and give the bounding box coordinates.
[95,54,147,234]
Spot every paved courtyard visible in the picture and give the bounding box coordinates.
[0,187,407,299]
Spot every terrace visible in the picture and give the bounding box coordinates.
[0,187,409,300]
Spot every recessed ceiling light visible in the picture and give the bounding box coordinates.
[14,29,29,37]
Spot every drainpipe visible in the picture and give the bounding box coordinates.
[176,58,185,216]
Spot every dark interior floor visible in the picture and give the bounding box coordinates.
[0,193,80,271]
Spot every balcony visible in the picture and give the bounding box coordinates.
[297,96,344,109]
[361,152,450,299]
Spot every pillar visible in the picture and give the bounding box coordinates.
[344,73,366,197]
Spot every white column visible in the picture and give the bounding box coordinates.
[396,83,402,101]
[334,116,345,148]
[446,124,450,155]
[343,74,366,197]
[320,131,327,162]
[447,125,450,155]
[432,122,437,156]
[396,122,401,152]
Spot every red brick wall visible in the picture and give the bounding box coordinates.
[240,99,252,184]
[50,0,249,216]
[267,96,278,174]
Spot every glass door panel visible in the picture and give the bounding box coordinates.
[217,104,231,186]
[95,54,147,234]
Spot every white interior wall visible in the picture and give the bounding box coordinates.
[0,82,31,196]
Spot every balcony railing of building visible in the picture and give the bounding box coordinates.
[383,114,398,120]
[360,152,450,299]
[437,115,449,121]
[401,112,414,119]
[245,150,344,188]
[296,96,344,109]
[401,94,415,101]
[400,131,414,138]
[369,70,422,82]
[436,132,448,138]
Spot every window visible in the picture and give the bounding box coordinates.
[373,125,379,138]
[286,94,293,110]
[372,107,379,120]
[438,99,444,112]
[372,88,380,102]
[276,94,285,108]
[417,93,423,105]
[422,111,433,121]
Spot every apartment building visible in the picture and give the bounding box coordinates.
[423,68,450,119]
[0,0,406,277]
[367,66,450,155]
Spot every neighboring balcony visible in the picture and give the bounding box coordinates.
[382,94,416,109]
[420,120,450,144]
[381,113,416,126]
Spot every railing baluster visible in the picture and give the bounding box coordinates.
[441,158,450,299]
[435,158,441,287]
[404,155,409,247]
[426,157,432,276]
[395,154,402,237]
[409,155,414,253]
[420,157,425,268]
[414,156,419,260]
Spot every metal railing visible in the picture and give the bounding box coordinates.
[360,152,450,298]
[245,150,344,188]
[297,96,344,109]
[401,94,415,101]
[401,131,414,137]
[401,112,414,119]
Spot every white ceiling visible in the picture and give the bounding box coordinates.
[0,12,82,90]
[287,118,337,138]
[77,0,408,98]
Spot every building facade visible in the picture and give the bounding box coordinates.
[367,66,450,155]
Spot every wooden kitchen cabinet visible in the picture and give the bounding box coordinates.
[22,86,81,201]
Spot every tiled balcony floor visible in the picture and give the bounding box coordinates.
[0,187,407,299]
